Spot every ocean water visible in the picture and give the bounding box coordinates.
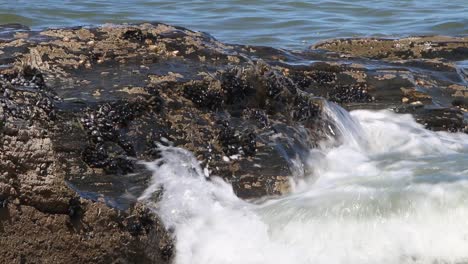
[0,0,467,49]
[140,105,468,264]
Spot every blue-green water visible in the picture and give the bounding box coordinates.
[0,0,467,49]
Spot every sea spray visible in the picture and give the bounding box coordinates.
[321,101,367,148]
[138,146,299,264]
[139,107,468,264]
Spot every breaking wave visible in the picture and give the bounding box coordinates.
[139,106,468,264]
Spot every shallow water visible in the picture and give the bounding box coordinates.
[1,0,467,49]
[140,105,468,264]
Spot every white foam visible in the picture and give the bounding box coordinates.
[139,108,468,264]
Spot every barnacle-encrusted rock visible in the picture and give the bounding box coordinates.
[0,67,172,263]
[0,22,467,263]
[312,36,468,60]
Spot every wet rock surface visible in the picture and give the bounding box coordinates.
[0,23,467,263]
[312,36,468,61]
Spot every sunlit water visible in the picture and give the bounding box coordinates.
[139,104,468,264]
[1,0,467,49]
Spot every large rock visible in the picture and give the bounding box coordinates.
[0,66,172,263]
[0,23,467,263]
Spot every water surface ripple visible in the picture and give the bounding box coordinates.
[1,0,467,49]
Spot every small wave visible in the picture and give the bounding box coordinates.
[139,107,468,264]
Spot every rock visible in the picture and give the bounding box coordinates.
[0,67,172,263]
[0,22,467,262]
[396,106,467,132]
[312,36,468,60]
[0,202,173,263]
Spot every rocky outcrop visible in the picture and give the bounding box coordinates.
[0,23,467,263]
[0,66,172,263]
[312,36,468,60]
[1,202,172,263]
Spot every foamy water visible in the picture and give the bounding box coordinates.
[139,106,468,264]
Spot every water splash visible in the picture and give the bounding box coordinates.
[321,101,367,148]
[139,108,468,264]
